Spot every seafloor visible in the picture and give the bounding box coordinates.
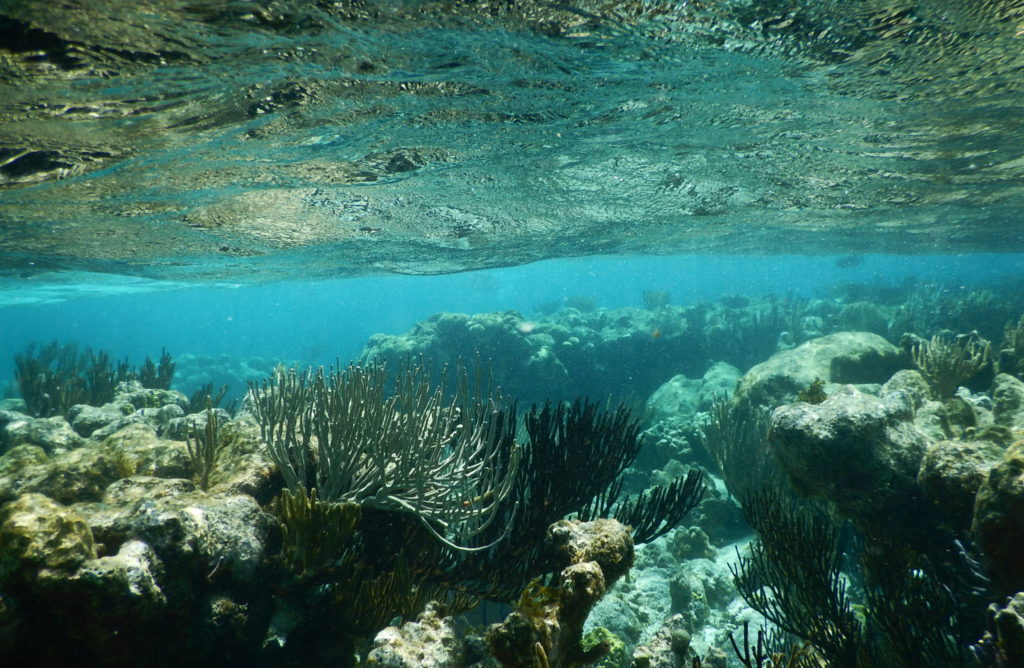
[3,279,1024,667]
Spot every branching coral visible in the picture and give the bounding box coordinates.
[186,382,231,413]
[579,467,705,545]
[184,404,227,491]
[731,487,861,665]
[893,284,1017,342]
[13,342,176,417]
[250,359,706,664]
[14,342,132,417]
[136,348,175,390]
[458,399,706,599]
[248,360,518,551]
[910,333,990,398]
[728,622,819,668]
[278,486,360,579]
[697,398,782,500]
[272,486,477,667]
[732,487,983,668]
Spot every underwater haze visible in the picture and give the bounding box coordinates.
[3,2,1024,667]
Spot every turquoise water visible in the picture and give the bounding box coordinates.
[3,252,1021,389]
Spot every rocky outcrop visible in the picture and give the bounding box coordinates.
[993,373,1024,430]
[645,363,742,427]
[974,592,1024,665]
[735,331,904,407]
[1,413,83,453]
[769,384,931,528]
[0,493,97,582]
[631,615,696,668]
[973,440,1024,596]
[367,602,465,667]
[0,391,277,668]
[361,301,835,408]
[918,438,1003,531]
[486,519,634,668]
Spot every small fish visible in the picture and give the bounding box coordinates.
[652,329,661,339]
[835,255,864,269]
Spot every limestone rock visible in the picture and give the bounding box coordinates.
[61,539,167,619]
[164,407,232,441]
[0,409,29,451]
[61,382,193,441]
[103,475,197,506]
[0,493,96,585]
[546,518,635,587]
[698,362,743,406]
[2,415,83,453]
[973,441,1024,595]
[80,476,197,549]
[207,414,278,501]
[646,376,702,426]
[975,592,1024,665]
[630,615,701,668]
[881,369,932,408]
[769,384,931,525]
[735,332,904,407]
[668,527,716,562]
[116,382,189,412]
[68,402,133,438]
[918,439,1003,530]
[99,424,189,479]
[993,373,1024,430]
[488,520,633,668]
[110,491,272,584]
[645,362,741,427]
[16,444,128,505]
[367,602,462,667]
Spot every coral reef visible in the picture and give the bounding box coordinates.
[769,384,933,532]
[1,343,713,666]
[909,333,992,399]
[700,323,1024,668]
[6,290,1024,668]
[733,331,904,407]
[13,342,177,418]
[485,519,633,668]
[359,297,849,408]
[173,353,284,408]
[366,602,465,667]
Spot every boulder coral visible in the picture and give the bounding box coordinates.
[768,384,933,529]
[734,331,905,407]
[973,440,1024,596]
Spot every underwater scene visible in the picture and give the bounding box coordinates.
[3,2,1024,667]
